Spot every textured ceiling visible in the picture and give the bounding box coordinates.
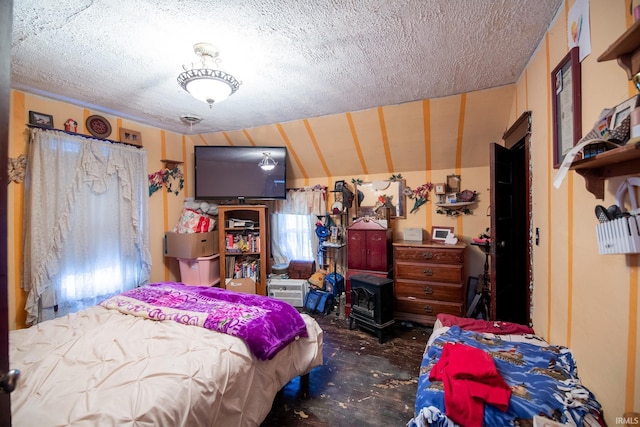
[11,0,562,135]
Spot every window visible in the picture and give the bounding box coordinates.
[22,128,151,324]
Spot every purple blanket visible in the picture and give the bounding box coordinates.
[100,282,309,360]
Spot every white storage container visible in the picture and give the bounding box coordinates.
[596,215,640,254]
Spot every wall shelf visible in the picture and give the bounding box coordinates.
[598,18,640,80]
[570,141,640,199]
[570,20,640,199]
[435,201,474,209]
[161,159,183,169]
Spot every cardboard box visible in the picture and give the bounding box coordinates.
[225,277,256,294]
[164,231,219,259]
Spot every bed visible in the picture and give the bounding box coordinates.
[9,282,323,427]
[407,314,605,427]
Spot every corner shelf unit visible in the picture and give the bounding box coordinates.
[218,205,270,296]
[569,20,640,199]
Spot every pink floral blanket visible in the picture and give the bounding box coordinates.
[100,282,309,360]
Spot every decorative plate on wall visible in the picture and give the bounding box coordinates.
[86,115,112,138]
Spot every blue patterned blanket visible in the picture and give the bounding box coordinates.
[407,326,604,427]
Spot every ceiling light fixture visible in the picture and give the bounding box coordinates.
[177,43,241,108]
[179,114,203,132]
[259,152,277,171]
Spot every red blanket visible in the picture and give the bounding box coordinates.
[437,313,534,334]
[428,343,511,427]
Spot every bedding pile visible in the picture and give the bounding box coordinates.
[100,281,308,360]
[408,322,605,427]
[10,283,323,426]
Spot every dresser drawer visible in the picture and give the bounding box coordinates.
[395,279,463,303]
[394,261,463,284]
[393,246,464,264]
[395,297,464,318]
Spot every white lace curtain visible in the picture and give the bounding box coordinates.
[22,128,151,325]
[270,187,327,265]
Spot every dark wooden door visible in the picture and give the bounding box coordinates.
[365,230,388,272]
[347,229,367,270]
[490,141,530,325]
[1,1,13,425]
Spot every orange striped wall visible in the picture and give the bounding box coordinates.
[519,0,638,421]
[6,0,638,421]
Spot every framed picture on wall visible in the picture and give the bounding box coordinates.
[551,47,582,169]
[28,111,54,129]
[446,175,460,193]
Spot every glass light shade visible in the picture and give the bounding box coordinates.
[185,77,233,105]
[259,153,277,171]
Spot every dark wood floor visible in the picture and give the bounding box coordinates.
[261,313,433,427]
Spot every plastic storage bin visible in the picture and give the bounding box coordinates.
[178,254,220,286]
[596,215,640,254]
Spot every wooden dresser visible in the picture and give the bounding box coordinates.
[392,240,466,326]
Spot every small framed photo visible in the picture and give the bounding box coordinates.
[446,175,461,193]
[28,111,54,128]
[431,226,454,242]
[434,183,446,195]
[610,95,639,131]
[119,128,142,147]
[445,193,458,203]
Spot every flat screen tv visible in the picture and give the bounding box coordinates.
[194,145,287,201]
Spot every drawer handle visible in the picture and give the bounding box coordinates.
[423,286,433,294]
[423,269,433,276]
[423,252,434,259]
[423,305,433,313]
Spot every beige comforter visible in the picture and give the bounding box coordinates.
[9,304,323,427]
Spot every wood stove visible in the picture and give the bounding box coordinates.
[348,273,395,343]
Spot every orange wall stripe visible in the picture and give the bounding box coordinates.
[116,118,122,139]
[524,70,529,110]
[346,113,368,175]
[544,33,553,341]
[161,131,169,280]
[243,129,256,146]
[455,94,466,235]
[422,100,433,230]
[377,107,394,173]
[303,119,332,177]
[12,91,27,328]
[83,109,90,135]
[222,131,234,146]
[182,135,189,198]
[563,2,573,348]
[276,123,308,184]
[627,254,638,412]
[515,87,519,117]
[566,174,573,347]
[624,0,638,412]
[198,134,208,145]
